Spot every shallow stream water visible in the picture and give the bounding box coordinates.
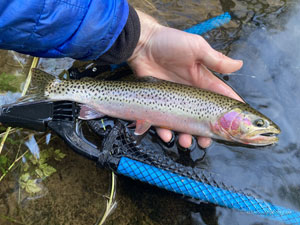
[0,0,299,224]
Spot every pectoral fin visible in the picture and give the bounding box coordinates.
[134,120,152,135]
[128,121,136,128]
[79,104,105,120]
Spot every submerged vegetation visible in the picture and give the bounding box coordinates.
[0,56,115,225]
[0,154,9,174]
[0,57,67,222]
[0,72,24,93]
[0,131,66,192]
[0,57,67,194]
[19,147,66,194]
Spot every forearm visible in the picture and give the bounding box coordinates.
[0,0,160,62]
[0,0,129,60]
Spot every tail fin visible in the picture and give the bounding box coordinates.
[19,69,56,103]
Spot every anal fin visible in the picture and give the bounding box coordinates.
[79,104,105,120]
[134,120,152,135]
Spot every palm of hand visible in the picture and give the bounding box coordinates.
[129,26,243,148]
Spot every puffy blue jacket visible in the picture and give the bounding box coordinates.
[0,0,129,60]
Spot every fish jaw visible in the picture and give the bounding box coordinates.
[238,126,280,146]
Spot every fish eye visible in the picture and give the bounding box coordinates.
[254,119,265,127]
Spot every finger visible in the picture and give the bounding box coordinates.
[196,37,243,74]
[197,137,212,149]
[156,127,173,143]
[193,64,244,102]
[178,133,192,148]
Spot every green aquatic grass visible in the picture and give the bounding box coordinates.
[0,57,39,172]
[97,172,117,225]
[0,150,28,183]
[0,72,24,93]
[0,57,67,196]
[0,214,25,225]
[0,155,9,174]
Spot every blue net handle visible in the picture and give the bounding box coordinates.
[110,12,231,71]
[117,157,300,225]
[184,12,231,34]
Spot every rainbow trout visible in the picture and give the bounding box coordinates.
[27,69,280,146]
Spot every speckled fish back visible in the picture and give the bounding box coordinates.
[44,76,244,122]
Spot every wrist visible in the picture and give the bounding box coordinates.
[96,6,140,65]
[128,10,162,62]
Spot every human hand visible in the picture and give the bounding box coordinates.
[128,10,243,149]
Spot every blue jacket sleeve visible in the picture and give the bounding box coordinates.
[0,0,129,60]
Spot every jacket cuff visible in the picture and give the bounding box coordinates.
[96,5,140,65]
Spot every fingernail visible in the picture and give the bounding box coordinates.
[164,132,175,147]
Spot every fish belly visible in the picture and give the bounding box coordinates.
[91,101,213,137]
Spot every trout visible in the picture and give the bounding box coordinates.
[26,69,280,146]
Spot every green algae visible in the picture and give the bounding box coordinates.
[0,72,25,93]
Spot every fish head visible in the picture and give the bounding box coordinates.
[211,104,280,146]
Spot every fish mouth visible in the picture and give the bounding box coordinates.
[242,127,281,146]
[260,132,278,137]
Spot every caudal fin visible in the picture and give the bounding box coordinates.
[19,69,56,103]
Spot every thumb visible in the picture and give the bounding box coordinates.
[196,36,243,73]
